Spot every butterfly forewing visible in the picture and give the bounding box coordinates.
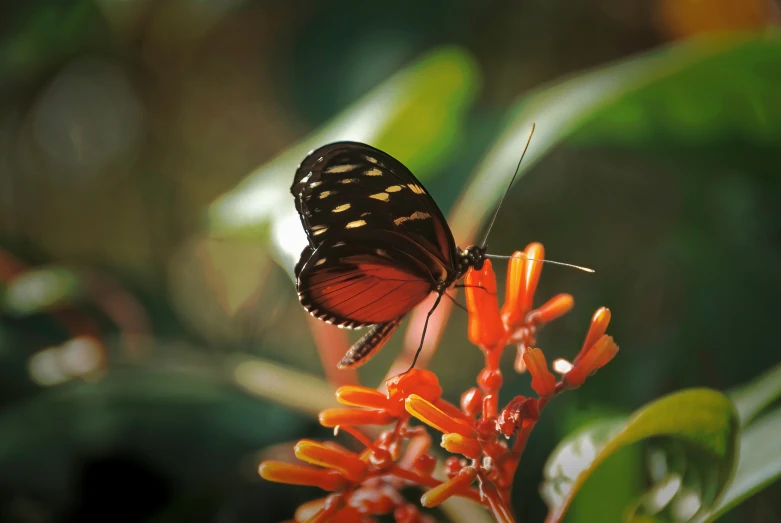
[292,142,457,274]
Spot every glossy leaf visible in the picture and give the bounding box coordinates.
[729,361,781,426]
[692,406,781,522]
[448,32,780,243]
[541,389,738,523]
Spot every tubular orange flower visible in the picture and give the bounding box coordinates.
[563,335,619,388]
[465,259,503,347]
[501,250,527,326]
[520,242,545,316]
[386,368,442,411]
[294,440,368,482]
[336,385,393,411]
[576,307,611,363]
[441,433,482,459]
[420,466,477,508]
[532,293,574,324]
[258,461,347,491]
[523,348,557,397]
[405,394,476,438]
[319,408,396,427]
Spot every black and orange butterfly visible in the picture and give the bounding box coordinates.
[291,127,537,369]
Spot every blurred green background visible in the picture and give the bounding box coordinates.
[1,0,780,522]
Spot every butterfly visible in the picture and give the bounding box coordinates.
[290,141,490,369]
[290,126,540,370]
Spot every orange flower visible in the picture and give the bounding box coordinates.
[441,433,482,459]
[336,385,394,411]
[531,293,574,324]
[386,369,442,415]
[563,335,618,388]
[523,348,557,397]
[318,408,395,427]
[258,461,347,491]
[465,259,504,347]
[294,439,368,482]
[576,307,611,364]
[420,466,477,507]
[405,394,476,438]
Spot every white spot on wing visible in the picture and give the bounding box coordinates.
[369,192,389,202]
[332,203,351,213]
[386,185,402,192]
[365,156,378,164]
[319,191,333,199]
[340,178,359,184]
[325,164,356,173]
[364,167,382,177]
[314,258,327,266]
[408,184,425,194]
[345,219,367,229]
[393,211,431,226]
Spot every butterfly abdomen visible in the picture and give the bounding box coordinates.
[337,318,403,368]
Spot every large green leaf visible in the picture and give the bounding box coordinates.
[729,361,781,426]
[569,33,781,147]
[689,362,781,521]
[448,32,780,243]
[541,389,738,523]
[692,407,781,522]
[207,46,479,274]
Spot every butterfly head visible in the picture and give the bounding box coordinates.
[458,245,487,273]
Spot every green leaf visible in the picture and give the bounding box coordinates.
[541,389,739,523]
[558,407,644,523]
[569,33,781,147]
[207,46,479,274]
[729,361,781,426]
[692,406,781,522]
[449,32,779,242]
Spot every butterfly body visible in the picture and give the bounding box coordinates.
[291,142,485,368]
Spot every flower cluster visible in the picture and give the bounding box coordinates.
[260,243,618,523]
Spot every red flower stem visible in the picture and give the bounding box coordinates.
[480,334,509,419]
[479,473,516,523]
[502,381,567,489]
[388,465,482,503]
[339,426,376,450]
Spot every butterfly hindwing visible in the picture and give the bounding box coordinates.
[295,233,434,328]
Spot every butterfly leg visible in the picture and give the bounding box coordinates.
[407,292,444,372]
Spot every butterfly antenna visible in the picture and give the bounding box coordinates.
[485,254,595,273]
[480,123,536,249]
